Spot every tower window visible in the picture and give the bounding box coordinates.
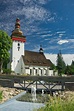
[18,43,20,51]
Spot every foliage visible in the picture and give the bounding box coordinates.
[0,30,12,72]
[3,58,10,69]
[3,68,12,74]
[0,91,3,101]
[65,65,71,75]
[37,93,74,111]
[70,60,74,75]
[65,60,74,75]
[50,63,56,70]
[56,51,66,76]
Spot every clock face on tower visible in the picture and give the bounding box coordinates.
[18,43,20,51]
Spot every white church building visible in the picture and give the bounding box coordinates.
[9,18,55,76]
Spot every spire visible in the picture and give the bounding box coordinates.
[11,18,23,36]
[15,18,20,29]
[39,45,43,54]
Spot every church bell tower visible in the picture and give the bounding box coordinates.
[11,18,26,73]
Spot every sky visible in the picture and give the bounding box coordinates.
[0,0,74,54]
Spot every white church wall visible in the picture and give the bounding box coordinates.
[25,69,30,75]
[48,70,53,76]
[24,65,54,76]
[54,70,58,76]
[11,40,24,72]
[21,58,25,74]
[12,57,22,74]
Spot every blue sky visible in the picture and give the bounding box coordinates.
[0,0,74,54]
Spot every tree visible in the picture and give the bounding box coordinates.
[70,60,74,75]
[0,30,12,73]
[65,65,71,75]
[56,50,66,76]
[50,63,56,70]
[65,61,74,75]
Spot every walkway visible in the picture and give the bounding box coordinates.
[0,92,44,111]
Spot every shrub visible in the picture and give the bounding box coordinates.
[0,91,3,101]
[3,68,12,74]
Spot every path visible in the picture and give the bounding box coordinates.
[0,91,44,111]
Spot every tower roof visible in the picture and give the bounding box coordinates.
[11,18,26,42]
[11,18,24,37]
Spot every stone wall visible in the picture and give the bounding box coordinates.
[0,87,23,103]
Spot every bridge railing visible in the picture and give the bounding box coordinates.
[0,74,74,91]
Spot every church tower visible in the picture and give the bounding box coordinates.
[11,18,26,73]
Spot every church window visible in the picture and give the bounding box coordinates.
[17,43,20,51]
[25,67,29,69]
[41,70,42,75]
[36,69,37,74]
[30,69,32,75]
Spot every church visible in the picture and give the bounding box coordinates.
[9,18,54,76]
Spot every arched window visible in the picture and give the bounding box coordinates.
[17,43,20,51]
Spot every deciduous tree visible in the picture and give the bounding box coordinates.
[0,30,12,73]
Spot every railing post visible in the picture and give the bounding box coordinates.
[61,81,65,91]
[36,81,37,90]
[24,80,25,89]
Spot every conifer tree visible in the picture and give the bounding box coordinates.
[56,50,66,76]
[70,60,74,75]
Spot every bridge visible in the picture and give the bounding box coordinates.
[0,74,74,94]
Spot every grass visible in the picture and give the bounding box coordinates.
[38,97,74,111]
[37,91,74,111]
[17,93,49,103]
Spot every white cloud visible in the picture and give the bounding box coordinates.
[0,0,54,36]
[1,0,51,23]
[59,33,64,38]
[31,45,40,52]
[19,0,48,5]
[18,0,50,22]
[11,5,50,22]
[41,34,53,38]
[57,39,74,45]
[57,40,69,45]
[35,30,51,35]
[25,6,49,21]
[45,53,74,65]
[45,53,57,65]
[56,31,66,34]
[47,17,55,22]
